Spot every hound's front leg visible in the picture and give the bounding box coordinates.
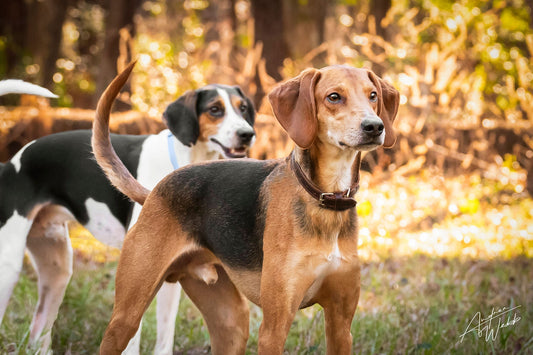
[318,265,361,355]
[257,256,316,355]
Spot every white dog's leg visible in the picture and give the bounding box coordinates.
[26,211,73,353]
[122,319,142,355]
[154,282,183,355]
[0,212,33,323]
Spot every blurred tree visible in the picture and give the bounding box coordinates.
[201,0,237,43]
[95,0,142,109]
[0,0,28,81]
[369,0,391,39]
[250,0,289,80]
[0,0,67,89]
[200,0,237,77]
[27,0,69,89]
[283,0,328,61]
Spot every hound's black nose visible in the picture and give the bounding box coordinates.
[237,129,255,145]
[361,117,384,137]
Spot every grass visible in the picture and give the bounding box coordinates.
[1,166,532,354]
[1,255,531,354]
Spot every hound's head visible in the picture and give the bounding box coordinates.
[163,85,256,158]
[268,65,399,152]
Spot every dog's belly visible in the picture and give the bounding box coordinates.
[223,267,262,306]
[220,243,356,309]
[83,198,126,248]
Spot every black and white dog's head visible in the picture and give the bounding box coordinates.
[163,85,255,158]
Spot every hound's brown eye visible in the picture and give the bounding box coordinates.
[239,104,248,113]
[327,93,341,103]
[369,91,378,102]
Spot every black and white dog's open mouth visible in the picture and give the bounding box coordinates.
[210,138,248,158]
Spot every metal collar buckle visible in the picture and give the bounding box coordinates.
[319,187,352,206]
[319,192,334,206]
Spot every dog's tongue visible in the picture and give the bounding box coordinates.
[227,147,246,158]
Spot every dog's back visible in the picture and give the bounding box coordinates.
[0,130,147,229]
[155,158,280,269]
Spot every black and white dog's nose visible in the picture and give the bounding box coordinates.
[237,128,255,145]
[361,117,384,137]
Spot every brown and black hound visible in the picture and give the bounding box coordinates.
[92,62,399,354]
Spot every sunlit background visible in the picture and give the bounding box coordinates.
[6,0,525,262]
[1,1,532,353]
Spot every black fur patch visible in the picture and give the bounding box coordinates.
[157,159,279,269]
[0,130,145,228]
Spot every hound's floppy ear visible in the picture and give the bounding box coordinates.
[163,90,199,147]
[268,68,321,149]
[233,86,256,126]
[367,71,400,149]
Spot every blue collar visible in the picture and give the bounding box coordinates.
[167,132,180,170]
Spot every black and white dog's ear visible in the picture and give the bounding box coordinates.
[234,86,255,126]
[163,90,199,147]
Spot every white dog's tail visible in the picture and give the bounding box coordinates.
[91,61,150,205]
[0,80,56,171]
[0,80,58,98]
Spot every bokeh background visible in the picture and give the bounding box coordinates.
[1,0,532,354]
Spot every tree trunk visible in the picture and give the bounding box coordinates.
[201,0,235,81]
[95,0,139,109]
[0,0,28,78]
[250,0,288,81]
[282,0,328,62]
[369,0,391,40]
[25,0,68,89]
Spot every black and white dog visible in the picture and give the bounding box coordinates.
[0,81,255,354]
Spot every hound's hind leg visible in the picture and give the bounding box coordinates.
[99,197,196,355]
[0,212,34,324]
[26,205,74,353]
[180,265,249,355]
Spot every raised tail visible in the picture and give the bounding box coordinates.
[91,61,150,205]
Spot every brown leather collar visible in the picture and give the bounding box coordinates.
[290,151,361,211]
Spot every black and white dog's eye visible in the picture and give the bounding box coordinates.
[239,104,248,113]
[369,91,378,102]
[327,93,341,103]
[209,106,223,115]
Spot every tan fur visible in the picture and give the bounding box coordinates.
[198,111,222,142]
[95,65,399,354]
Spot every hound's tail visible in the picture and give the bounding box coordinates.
[91,61,150,205]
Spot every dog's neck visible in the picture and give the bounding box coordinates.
[191,141,224,162]
[295,142,359,193]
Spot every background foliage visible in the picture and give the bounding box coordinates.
[1,0,532,123]
[1,0,532,353]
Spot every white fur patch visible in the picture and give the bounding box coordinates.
[0,212,32,272]
[0,212,33,321]
[10,140,35,173]
[0,80,58,98]
[83,198,126,248]
[213,89,255,149]
[137,130,179,190]
[128,129,191,228]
